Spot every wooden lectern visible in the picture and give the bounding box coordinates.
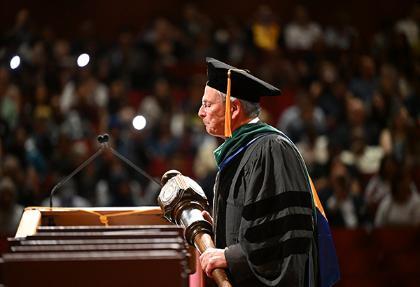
[0,206,205,287]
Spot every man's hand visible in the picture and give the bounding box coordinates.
[199,248,228,278]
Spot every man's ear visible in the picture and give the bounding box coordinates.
[231,99,241,120]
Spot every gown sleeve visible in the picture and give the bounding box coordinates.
[225,136,316,286]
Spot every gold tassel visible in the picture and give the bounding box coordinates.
[224,70,232,137]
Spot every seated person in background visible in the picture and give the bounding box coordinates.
[364,155,398,222]
[375,168,420,227]
[319,156,366,228]
[0,177,24,236]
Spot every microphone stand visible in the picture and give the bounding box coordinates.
[48,134,161,225]
[49,135,107,209]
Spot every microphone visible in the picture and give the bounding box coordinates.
[49,133,161,209]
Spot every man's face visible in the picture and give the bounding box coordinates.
[198,86,225,138]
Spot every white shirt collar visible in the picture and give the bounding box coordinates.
[248,117,260,124]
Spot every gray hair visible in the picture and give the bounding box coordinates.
[217,91,261,118]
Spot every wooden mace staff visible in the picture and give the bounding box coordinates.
[158,170,232,287]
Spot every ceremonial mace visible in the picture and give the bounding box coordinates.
[158,170,232,287]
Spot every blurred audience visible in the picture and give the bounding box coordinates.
[0,4,419,235]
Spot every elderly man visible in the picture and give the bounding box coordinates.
[197,58,339,287]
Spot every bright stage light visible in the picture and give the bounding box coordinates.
[77,53,90,67]
[10,55,21,70]
[132,115,147,130]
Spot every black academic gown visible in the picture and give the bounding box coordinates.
[213,133,318,287]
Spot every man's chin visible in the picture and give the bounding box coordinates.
[206,128,224,138]
[206,128,214,136]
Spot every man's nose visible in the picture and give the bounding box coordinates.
[198,105,205,118]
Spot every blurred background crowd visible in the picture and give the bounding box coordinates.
[1,1,419,236]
